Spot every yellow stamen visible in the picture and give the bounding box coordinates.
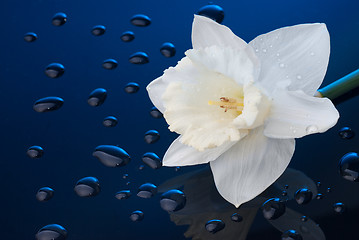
[208,97,244,113]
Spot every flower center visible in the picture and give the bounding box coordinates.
[208,97,244,114]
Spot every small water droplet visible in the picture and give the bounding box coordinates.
[91,25,106,36]
[327,187,332,193]
[137,183,157,198]
[74,177,100,197]
[338,152,359,182]
[45,63,65,78]
[129,210,144,222]
[281,230,302,240]
[27,146,44,158]
[262,198,286,220]
[149,107,163,119]
[124,82,140,93]
[120,31,135,42]
[255,48,259,52]
[316,193,324,200]
[279,63,285,68]
[129,52,149,64]
[33,97,64,113]
[338,127,355,139]
[122,173,129,179]
[144,130,160,144]
[197,4,224,23]
[276,53,280,57]
[160,189,186,212]
[36,187,54,202]
[160,42,176,57]
[35,224,68,240]
[296,75,302,80]
[142,152,162,169]
[333,202,346,214]
[102,116,118,127]
[300,215,308,222]
[205,220,225,234]
[24,32,38,42]
[93,145,131,168]
[295,188,313,205]
[231,213,243,222]
[262,48,267,53]
[130,14,151,27]
[306,125,318,134]
[310,52,315,56]
[138,165,145,170]
[284,184,289,189]
[282,190,288,196]
[87,88,107,107]
[115,190,131,200]
[52,12,67,26]
[102,59,118,70]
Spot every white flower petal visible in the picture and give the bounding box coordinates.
[264,89,339,139]
[192,15,247,50]
[163,136,236,167]
[249,23,330,96]
[210,127,295,208]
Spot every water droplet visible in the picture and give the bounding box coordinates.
[310,52,315,56]
[122,173,129,179]
[281,230,303,240]
[333,202,346,214]
[130,14,151,27]
[129,52,149,64]
[276,53,280,57]
[261,198,286,220]
[306,125,318,134]
[129,210,144,222]
[126,181,131,186]
[24,32,38,42]
[33,97,64,113]
[27,146,44,158]
[295,188,313,205]
[255,48,259,52]
[35,224,67,240]
[74,177,100,197]
[230,213,243,222]
[327,187,332,193]
[36,187,54,202]
[87,88,107,107]
[316,181,321,187]
[137,183,157,198]
[102,116,118,127]
[175,167,181,172]
[45,63,65,78]
[160,189,186,212]
[205,219,225,234]
[160,42,176,58]
[144,130,160,144]
[92,145,131,167]
[102,59,118,70]
[115,190,131,200]
[142,152,162,169]
[52,12,67,26]
[300,216,308,222]
[91,25,106,36]
[124,82,140,93]
[282,191,288,196]
[138,165,145,170]
[338,152,359,182]
[316,193,324,200]
[149,107,163,119]
[338,127,355,139]
[262,48,267,53]
[279,63,285,68]
[120,31,135,42]
[197,4,224,23]
[296,75,302,80]
[284,184,289,189]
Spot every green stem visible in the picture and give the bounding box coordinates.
[317,69,359,100]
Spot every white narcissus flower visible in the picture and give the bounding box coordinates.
[146,15,339,207]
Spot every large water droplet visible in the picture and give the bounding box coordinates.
[160,190,186,212]
[137,183,157,198]
[262,198,286,220]
[230,213,243,222]
[333,202,346,214]
[52,12,67,26]
[115,190,132,200]
[129,210,144,222]
[102,59,118,70]
[27,145,44,158]
[92,145,131,167]
[149,107,163,119]
[45,63,65,78]
[35,224,67,240]
[130,14,151,27]
[144,130,160,144]
[33,97,64,113]
[124,82,140,93]
[74,177,100,197]
[306,125,318,134]
[87,88,107,107]
[129,52,149,64]
[36,187,54,202]
[197,4,225,23]
[281,230,303,240]
[91,25,106,36]
[160,42,176,58]
[142,152,162,169]
[205,219,225,234]
[24,32,38,42]
[295,188,313,205]
[103,116,118,127]
[338,152,359,182]
[338,127,355,139]
[121,31,135,42]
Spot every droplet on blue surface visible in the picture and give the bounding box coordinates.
[36,187,54,202]
[33,97,64,113]
[74,177,100,197]
[300,216,308,222]
[205,219,225,234]
[281,230,303,240]
[230,213,243,222]
[103,116,118,127]
[35,224,67,240]
[338,152,359,182]
[294,188,313,205]
[316,181,321,187]
[87,88,107,107]
[124,82,140,93]
[27,146,44,158]
[24,32,38,42]
[102,59,118,70]
[144,130,160,144]
[282,191,288,196]
[160,189,186,212]
[92,145,131,167]
[115,190,132,200]
[142,152,162,169]
[45,63,65,78]
[121,31,135,42]
[338,127,355,139]
[129,52,149,64]
[52,12,67,26]
[149,107,163,119]
[130,210,144,222]
[284,184,289,189]
[197,4,225,23]
[175,167,181,172]
[333,202,346,214]
[138,165,145,170]
[130,14,151,27]
[327,187,332,193]
[91,25,106,36]
[160,42,176,58]
[122,173,129,179]
[137,183,157,198]
[316,193,324,200]
[262,198,286,220]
